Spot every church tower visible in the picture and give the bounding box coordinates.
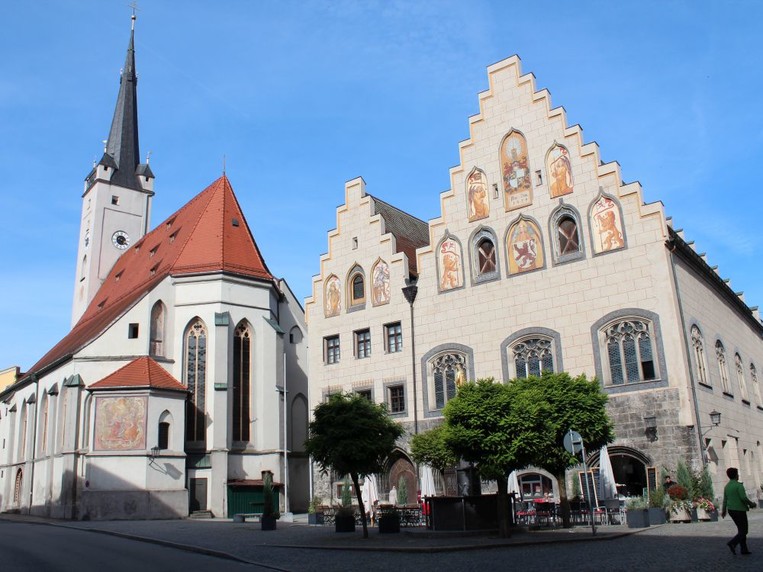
[72,14,154,326]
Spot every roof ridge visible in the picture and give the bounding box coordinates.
[367,193,427,225]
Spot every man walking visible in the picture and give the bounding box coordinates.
[721,467,756,555]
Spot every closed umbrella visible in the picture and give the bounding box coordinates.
[598,445,618,500]
[420,465,436,498]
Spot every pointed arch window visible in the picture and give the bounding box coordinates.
[232,322,252,442]
[347,266,366,308]
[39,395,49,455]
[751,363,762,407]
[18,404,28,461]
[690,326,709,386]
[431,353,467,409]
[513,338,554,379]
[184,319,207,444]
[13,469,23,507]
[603,320,657,385]
[735,353,749,401]
[150,301,166,357]
[550,204,584,265]
[716,341,730,394]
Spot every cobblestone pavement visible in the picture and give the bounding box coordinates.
[2,511,761,571]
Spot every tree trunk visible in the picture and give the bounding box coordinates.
[495,475,511,538]
[556,471,572,528]
[351,473,368,538]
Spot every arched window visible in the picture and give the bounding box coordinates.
[184,318,207,444]
[13,469,23,507]
[150,301,166,357]
[232,321,252,442]
[690,326,709,386]
[347,265,365,308]
[716,341,730,394]
[18,404,28,461]
[39,394,49,455]
[513,338,554,378]
[735,353,749,401]
[469,227,500,284]
[158,410,172,450]
[477,237,497,274]
[602,320,657,385]
[431,353,467,409]
[751,364,762,407]
[549,204,584,265]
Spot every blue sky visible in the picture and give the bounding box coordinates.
[1,0,761,371]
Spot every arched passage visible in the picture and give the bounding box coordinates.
[382,450,416,505]
[589,446,652,497]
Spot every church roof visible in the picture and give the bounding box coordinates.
[369,194,430,276]
[27,175,274,376]
[97,16,151,191]
[89,356,186,392]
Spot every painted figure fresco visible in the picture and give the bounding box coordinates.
[547,143,574,198]
[507,218,544,274]
[501,131,533,211]
[371,260,391,305]
[94,396,147,451]
[438,237,463,291]
[324,275,341,317]
[591,195,625,253]
[466,168,490,222]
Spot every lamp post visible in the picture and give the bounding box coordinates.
[402,283,418,436]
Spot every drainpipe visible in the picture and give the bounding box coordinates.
[282,350,290,515]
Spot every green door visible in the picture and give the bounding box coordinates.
[227,486,280,517]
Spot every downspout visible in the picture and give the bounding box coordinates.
[666,239,706,465]
[282,350,290,515]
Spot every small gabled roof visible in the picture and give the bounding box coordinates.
[27,175,274,376]
[369,194,430,275]
[89,356,186,392]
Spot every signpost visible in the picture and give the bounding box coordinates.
[564,429,596,535]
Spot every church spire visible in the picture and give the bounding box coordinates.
[99,13,148,190]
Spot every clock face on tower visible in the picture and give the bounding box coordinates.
[111,230,130,250]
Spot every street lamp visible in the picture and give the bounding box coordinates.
[708,410,721,427]
[402,283,418,436]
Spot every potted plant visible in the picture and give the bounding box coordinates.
[647,487,667,525]
[308,495,324,525]
[667,484,691,523]
[694,497,717,521]
[377,505,401,534]
[335,480,356,533]
[261,472,279,531]
[625,496,650,528]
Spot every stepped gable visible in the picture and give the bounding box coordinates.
[28,175,274,375]
[89,356,186,392]
[370,194,430,276]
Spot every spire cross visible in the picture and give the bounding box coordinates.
[128,2,139,29]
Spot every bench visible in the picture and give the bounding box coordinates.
[233,513,262,523]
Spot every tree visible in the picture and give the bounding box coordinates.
[442,378,550,537]
[410,423,458,474]
[305,392,404,538]
[510,372,614,528]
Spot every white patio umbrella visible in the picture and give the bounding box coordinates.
[508,470,520,497]
[361,474,379,509]
[598,445,618,500]
[420,465,437,498]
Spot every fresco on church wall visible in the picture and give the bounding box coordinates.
[507,218,544,274]
[324,275,341,317]
[591,195,625,253]
[547,143,574,198]
[438,237,463,291]
[371,260,390,305]
[466,169,490,222]
[94,396,147,451]
[501,131,533,211]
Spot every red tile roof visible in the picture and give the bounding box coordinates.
[89,356,186,392]
[28,175,274,376]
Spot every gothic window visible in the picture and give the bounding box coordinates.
[158,410,173,450]
[39,395,49,455]
[13,469,22,507]
[184,318,207,444]
[513,338,554,379]
[150,301,166,357]
[348,266,366,308]
[232,322,252,442]
[735,353,749,401]
[716,341,730,394]
[558,217,579,255]
[602,320,657,385]
[430,353,467,409]
[470,228,499,284]
[690,326,709,386]
[549,204,584,264]
[18,404,27,461]
[477,238,496,274]
[751,363,762,407]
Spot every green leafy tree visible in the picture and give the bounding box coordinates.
[397,476,408,505]
[510,372,614,528]
[410,424,459,474]
[443,378,550,537]
[305,392,404,538]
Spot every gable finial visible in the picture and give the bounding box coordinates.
[128,1,139,30]
[223,154,226,175]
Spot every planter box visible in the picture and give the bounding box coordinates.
[669,505,691,523]
[695,508,718,522]
[378,514,401,534]
[648,507,667,525]
[261,515,277,531]
[335,514,356,533]
[626,509,650,528]
[308,512,324,525]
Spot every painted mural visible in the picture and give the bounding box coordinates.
[324,275,341,317]
[371,260,390,305]
[94,396,147,451]
[466,168,490,222]
[501,131,533,211]
[591,195,625,253]
[438,237,463,291]
[547,143,574,198]
[507,218,544,274]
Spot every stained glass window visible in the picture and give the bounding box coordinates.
[232,322,251,442]
[513,338,554,378]
[431,353,466,409]
[603,320,656,385]
[185,319,207,444]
